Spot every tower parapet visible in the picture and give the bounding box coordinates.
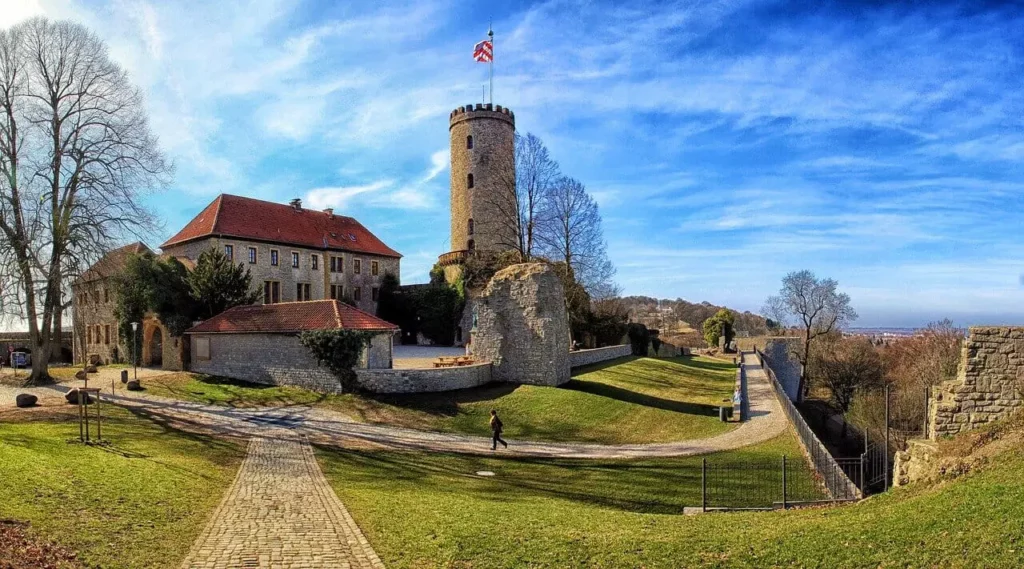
[449,103,515,128]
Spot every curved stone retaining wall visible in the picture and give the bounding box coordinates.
[569,345,632,369]
[356,363,492,394]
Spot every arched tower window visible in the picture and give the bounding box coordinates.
[466,135,474,149]
[467,239,475,251]
[468,218,474,235]
[467,173,474,189]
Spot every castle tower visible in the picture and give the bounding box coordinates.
[446,103,516,256]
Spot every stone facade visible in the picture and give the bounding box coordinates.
[930,326,1024,438]
[163,236,398,315]
[448,104,517,254]
[72,277,122,364]
[188,332,393,393]
[355,363,492,394]
[471,263,570,386]
[569,345,631,369]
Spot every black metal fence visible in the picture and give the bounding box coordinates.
[700,455,832,510]
[753,349,863,500]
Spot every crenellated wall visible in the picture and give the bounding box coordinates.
[931,326,1024,438]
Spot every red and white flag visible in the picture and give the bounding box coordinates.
[473,39,493,62]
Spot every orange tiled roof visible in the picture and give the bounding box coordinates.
[77,242,153,283]
[160,194,401,258]
[185,300,399,334]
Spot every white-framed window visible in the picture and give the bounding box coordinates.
[224,244,233,261]
[353,286,362,301]
[371,260,379,276]
[270,249,279,266]
[311,254,319,270]
[354,259,362,274]
[248,247,257,264]
[263,280,280,304]
[296,282,311,301]
[291,252,300,268]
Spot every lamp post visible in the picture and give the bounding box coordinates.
[131,322,139,380]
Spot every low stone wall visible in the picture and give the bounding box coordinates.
[931,326,1024,438]
[569,345,632,369]
[356,363,492,394]
[189,333,345,393]
[761,338,801,401]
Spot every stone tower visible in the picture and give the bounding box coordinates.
[446,103,516,256]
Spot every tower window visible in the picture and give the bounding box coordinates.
[468,218,474,235]
[467,239,475,251]
[467,173,474,189]
[466,135,474,149]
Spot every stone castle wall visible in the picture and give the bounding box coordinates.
[931,326,1024,438]
[472,263,571,386]
[356,363,492,394]
[449,104,517,253]
[569,345,632,369]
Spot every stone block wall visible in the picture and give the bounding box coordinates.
[569,345,631,369]
[355,363,492,393]
[931,326,1024,438]
[762,338,802,402]
[472,263,571,386]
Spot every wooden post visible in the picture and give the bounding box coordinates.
[96,392,101,442]
[77,391,84,442]
[884,383,891,489]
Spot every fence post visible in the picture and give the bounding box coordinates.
[782,455,787,510]
[701,458,707,513]
[884,383,890,490]
[859,451,866,495]
[924,385,930,439]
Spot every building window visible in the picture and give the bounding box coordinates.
[467,173,474,189]
[331,256,343,273]
[467,135,473,149]
[196,337,211,361]
[371,287,379,302]
[354,259,361,274]
[330,284,342,300]
[270,250,279,266]
[263,280,280,304]
[224,244,233,261]
[87,327,92,344]
[104,325,110,345]
[248,247,257,264]
[467,239,475,251]
[291,252,300,268]
[468,218,474,235]
[296,283,311,301]
[311,254,319,270]
[92,290,99,303]
[353,287,362,302]
[371,260,379,276]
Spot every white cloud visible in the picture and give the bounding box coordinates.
[0,0,44,27]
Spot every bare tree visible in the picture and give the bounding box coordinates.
[536,176,616,297]
[0,18,168,383]
[489,132,560,260]
[763,270,857,401]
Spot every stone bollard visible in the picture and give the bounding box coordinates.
[121,370,129,384]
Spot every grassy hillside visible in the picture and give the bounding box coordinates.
[321,415,1024,568]
[133,356,740,444]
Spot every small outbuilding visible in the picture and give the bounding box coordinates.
[185,300,398,393]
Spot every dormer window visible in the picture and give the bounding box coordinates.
[467,173,474,189]
[467,135,474,149]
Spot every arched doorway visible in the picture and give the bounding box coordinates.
[142,320,164,367]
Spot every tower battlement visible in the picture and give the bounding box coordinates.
[449,103,515,129]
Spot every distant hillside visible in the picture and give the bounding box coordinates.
[620,296,770,337]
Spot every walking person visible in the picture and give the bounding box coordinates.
[489,409,508,450]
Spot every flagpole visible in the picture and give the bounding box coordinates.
[488,26,494,105]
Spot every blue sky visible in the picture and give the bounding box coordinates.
[5,0,1024,328]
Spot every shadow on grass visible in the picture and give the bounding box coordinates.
[563,380,723,417]
[357,383,521,419]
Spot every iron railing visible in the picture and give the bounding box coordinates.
[700,455,829,510]
[753,348,863,500]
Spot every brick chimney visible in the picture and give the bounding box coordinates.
[289,198,302,211]
[323,207,334,217]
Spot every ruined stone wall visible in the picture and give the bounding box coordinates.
[569,345,631,369]
[931,326,1024,438]
[471,263,570,386]
[355,363,492,393]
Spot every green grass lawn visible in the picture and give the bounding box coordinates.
[319,423,1024,569]
[136,356,739,444]
[0,405,244,569]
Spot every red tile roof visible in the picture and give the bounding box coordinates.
[77,242,153,283]
[185,300,399,335]
[160,194,401,258]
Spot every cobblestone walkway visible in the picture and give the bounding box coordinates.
[180,436,385,569]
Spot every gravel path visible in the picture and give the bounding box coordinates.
[85,352,788,459]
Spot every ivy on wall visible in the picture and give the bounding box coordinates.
[298,329,378,392]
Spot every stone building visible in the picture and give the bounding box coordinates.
[186,299,398,392]
[72,194,401,369]
[161,194,401,315]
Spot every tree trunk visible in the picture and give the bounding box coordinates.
[798,331,812,403]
